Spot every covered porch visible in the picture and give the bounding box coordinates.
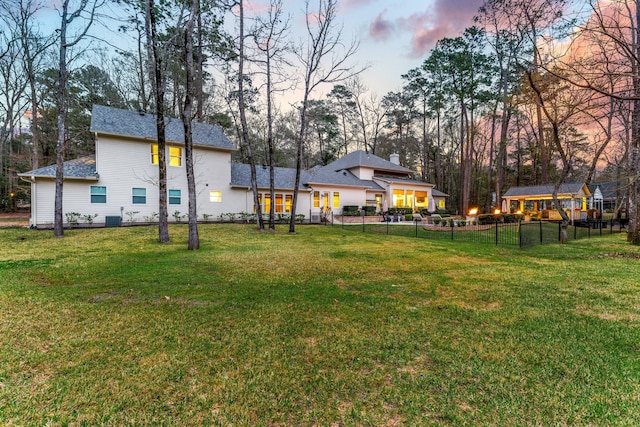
[503,183,591,221]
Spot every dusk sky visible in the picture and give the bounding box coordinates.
[325,0,485,96]
[37,0,485,102]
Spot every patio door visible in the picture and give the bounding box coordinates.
[322,192,330,211]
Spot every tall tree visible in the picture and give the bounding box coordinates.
[289,0,361,233]
[236,0,265,230]
[53,0,103,237]
[182,0,199,249]
[147,0,170,243]
[252,0,291,231]
[551,0,640,243]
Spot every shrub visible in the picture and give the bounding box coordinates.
[83,213,99,225]
[388,207,412,216]
[65,212,81,226]
[172,211,186,223]
[144,212,159,222]
[342,205,360,216]
[361,206,377,216]
[125,211,139,223]
[405,214,413,221]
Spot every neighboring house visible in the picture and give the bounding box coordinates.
[587,181,626,213]
[19,105,437,228]
[503,182,591,220]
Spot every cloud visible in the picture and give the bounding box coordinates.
[342,0,376,10]
[369,9,395,41]
[371,0,485,58]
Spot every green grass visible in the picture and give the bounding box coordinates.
[1,224,640,425]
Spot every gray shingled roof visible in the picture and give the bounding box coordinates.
[503,182,588,198]
[18,155,98,180]
[90,104,235,151]
[432,189,449,197]
[325,150,413,174]
[374,175,433,187]
[230,163,311,190]
[588,181,625,200]
[306,166,384,189]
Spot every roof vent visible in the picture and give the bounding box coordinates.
[343,171,347,175]
[138,110,145,116]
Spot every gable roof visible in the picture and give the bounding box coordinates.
[18,155,98,180]
[306,165,384,190]
[324,150,413,174]
[90,105,235,151]
[503,182,591,198]
[588,181,626,200]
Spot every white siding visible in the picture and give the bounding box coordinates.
[96,136,235,223]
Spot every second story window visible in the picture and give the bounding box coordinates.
[169,146,182,167]
[151,144,182,167]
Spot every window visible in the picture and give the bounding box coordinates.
[151,144,159,164]
[264,193,271,213]
[210,191,222,202]
[169,189,181,205]
[90,186,106,203]
[393,189,405,207]
[275,194,284,212]
[132,188,146,204]
[285,195,292,213]
[333,192,340,208]
[313,191,320,208]
[151,144,182,167]
[169,146,182,167]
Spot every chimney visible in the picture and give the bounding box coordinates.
[390,153,400,165]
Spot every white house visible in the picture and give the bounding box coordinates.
[19,105,438,228]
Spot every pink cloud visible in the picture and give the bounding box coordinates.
[342,0,376,10]
[369,9,395,42]
[372,0,485,57]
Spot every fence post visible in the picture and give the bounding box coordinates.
[519,222,522,247]
[539,221,543,244]
[495,219,499,245]
[362,213,365,233]
[415,219,418,237]
[451,221,454,240]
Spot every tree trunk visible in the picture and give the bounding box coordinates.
[237,1,264,230]
[54,2,69,238]
[148,0,170,243]
[183,0,199,250]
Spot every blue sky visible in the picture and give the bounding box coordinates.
[37,0,484,101]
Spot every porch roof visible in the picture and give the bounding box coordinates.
[503,182,590,199]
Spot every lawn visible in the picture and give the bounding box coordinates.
[1,224,639,425]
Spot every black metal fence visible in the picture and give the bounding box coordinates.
[334,217,628,247]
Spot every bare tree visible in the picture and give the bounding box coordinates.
[182,0,199,249]
[542,0,640,243]
[236,0,265,230]
[54,0,103,237]
[1,0,55,171]
[252,0,291,231]
[146,0,170,243]
[289,0,362,233]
